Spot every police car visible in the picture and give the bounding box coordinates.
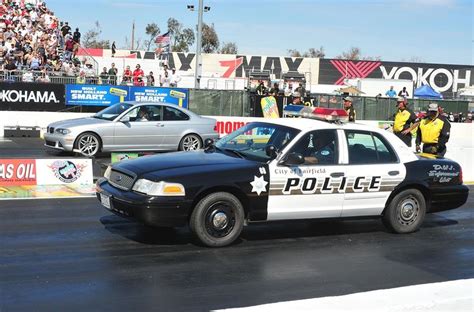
[96,107,469,247]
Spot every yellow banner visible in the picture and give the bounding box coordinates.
[260,96,279,118]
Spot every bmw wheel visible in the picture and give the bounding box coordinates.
[190,192,244,247]
[383,189,426,233]
[179,134,202,151]
[75,132,101,157]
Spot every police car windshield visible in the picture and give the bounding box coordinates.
[216,122,300,161]
[94,103,133,121]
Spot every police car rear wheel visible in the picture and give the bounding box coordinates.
[190,192,244,247]
[383,189,426,234]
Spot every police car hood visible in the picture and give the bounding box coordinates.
[48,116,109,129]
[113,150,257,178]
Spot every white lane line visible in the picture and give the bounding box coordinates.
[214,279,474,312]
[0,138,12,142]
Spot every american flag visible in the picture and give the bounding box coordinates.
[155,32,170,44]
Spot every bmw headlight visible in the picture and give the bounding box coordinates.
[55,128,71,135]
[132,179,186,196]
[104,166,112,180]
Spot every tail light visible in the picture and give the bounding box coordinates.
[459,167,463,184]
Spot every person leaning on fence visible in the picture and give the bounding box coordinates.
[392,97,417,147]
[290,91,303,105]
[108,63,118,85]
[343,96,356,122]
[256,81,266,95]
[100,67,109,84]
[415,103,451,157]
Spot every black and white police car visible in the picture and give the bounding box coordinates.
[96,107,469,247]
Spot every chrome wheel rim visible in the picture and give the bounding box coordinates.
[182,135,201,151]
[78,135,99,156]
[398,196,419,226]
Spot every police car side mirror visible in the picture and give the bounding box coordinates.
[282,152,305,166]
[204,138,214,150]
[265,145,278,159]
[120,115,130,123]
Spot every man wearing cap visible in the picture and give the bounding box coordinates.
[416,103,451,156]
[392,97,417,146]
[290,92,303,105]
[343,96,356,122]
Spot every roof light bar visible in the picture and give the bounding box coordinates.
[283,106,349,123]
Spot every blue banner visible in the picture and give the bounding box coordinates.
[128,87,188,108]
[65,85,189,108]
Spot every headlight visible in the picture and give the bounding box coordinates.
[132,179,185,196]
[104,166,112,179]
[55,128,71,135]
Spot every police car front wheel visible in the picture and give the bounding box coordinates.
[190,192,244,247]
[383,189,426,234]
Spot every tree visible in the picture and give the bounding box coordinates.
[336,46,380,61]
[304,46,325,58]
[167,17,195,52]
[82,21,110,49]
[144,23,160,52]
[287,47,325,58]
[220,42,238,54]
[201,23,219,53]
[287,49,302,57]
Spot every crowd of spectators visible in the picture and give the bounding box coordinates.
[0,0,86,82]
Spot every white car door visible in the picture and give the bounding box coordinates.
[267,129,345,220]
[340,129,406,217]
[113,105,164,150]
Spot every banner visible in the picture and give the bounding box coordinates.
[0,82,65,111]
[0,159,37,186]
[66,85,129,106]
[319,59,474,99]
[128,87,188,108]
[66,85,189,108]
[260,96,279,118]
[35,159,93,186]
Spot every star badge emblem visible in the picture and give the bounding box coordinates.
[250,175,268,196]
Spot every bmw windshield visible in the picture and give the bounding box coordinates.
[93,103,133,121]
[216,122,300,162]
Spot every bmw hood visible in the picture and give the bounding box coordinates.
[113,150,256,177]
[48,117,110,129]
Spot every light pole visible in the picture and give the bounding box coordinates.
[188,1,210,89]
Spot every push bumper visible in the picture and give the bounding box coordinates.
[96,178,192,227]
[429,184,469,212]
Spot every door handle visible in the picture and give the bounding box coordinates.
[155,123,164,127]
[330,172,344,178]
[388,171,399,176]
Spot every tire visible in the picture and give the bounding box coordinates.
[179,134,202,151]
[382,189,426,234]
[75,132,101,157]
[190,192,244,247]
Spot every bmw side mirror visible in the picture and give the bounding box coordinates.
[120,115,130,123]
[265,145,278,159]
[282,152,305,166]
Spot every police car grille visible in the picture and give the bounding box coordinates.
[109,170,135,190]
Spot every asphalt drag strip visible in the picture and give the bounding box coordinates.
[0,192,473,311]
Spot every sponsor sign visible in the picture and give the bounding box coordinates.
[128,87,189,108]
[66,85,189,108]
[260,96,279,118]
[0,82,65,111]
[0,159,37,186]
[319,59,474,98]
[66,85,129,106]
[36,159,93,186]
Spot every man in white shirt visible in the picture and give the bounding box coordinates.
[170,68,181,87]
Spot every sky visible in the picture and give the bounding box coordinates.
[47,0,473,65]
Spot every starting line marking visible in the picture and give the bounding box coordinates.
[214,279,474,312]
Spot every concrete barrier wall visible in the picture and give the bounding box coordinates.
[1,111,472,182]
